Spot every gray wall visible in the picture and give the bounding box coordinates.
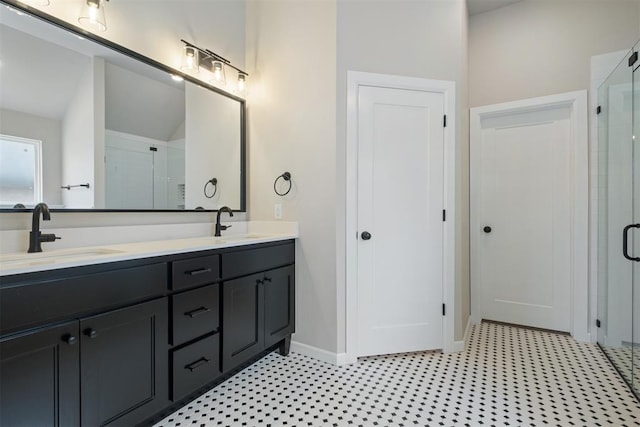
[245,0,470,355]
[469,0,640,108]
[245,0,338,353]
[336,0,469,345]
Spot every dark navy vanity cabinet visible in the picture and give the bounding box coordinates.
[221,244,295,371]
[0,240,295,426]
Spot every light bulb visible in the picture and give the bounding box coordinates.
[78,0,107,32]
[237,73,246,93]
[181,46,199,73]
[212,61,225,84]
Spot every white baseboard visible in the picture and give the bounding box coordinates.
[290,341,351,366]
[452,318,472,352]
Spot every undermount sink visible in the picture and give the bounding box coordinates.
[216,233,273,242]
[0,248,124,268]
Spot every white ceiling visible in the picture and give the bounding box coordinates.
[467,0,523,16]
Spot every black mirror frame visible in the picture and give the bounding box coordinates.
[0,0,247,213]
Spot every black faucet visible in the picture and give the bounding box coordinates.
[214,206,234,237]
[28,203,60,253]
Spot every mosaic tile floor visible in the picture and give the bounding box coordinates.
[601,343,640,394]
[154,322,640,426]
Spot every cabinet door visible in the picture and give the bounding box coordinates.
[0,321,80,427]
[264,265,295,348]
[222,273,264,371]
[80,298,168,427]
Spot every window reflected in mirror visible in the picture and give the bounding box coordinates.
[0,135,42,207]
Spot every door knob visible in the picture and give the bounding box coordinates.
[361,231,372,240]
[483,226,492,233]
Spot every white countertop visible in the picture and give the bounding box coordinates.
[0,229,297,277]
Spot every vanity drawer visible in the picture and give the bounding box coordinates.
[222,242,294,279]
[171,334,220,401]
[172,255,220,291]
[0,263,167,335]
[171,284,219,346]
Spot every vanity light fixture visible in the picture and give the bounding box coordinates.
[180,39,248,94]
[78,0,108,32]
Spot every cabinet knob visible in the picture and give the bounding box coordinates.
[483,226,492,233]
[361,231,372,240]
[62,334,77,345]
[256,278,264,285]
[263,276,272,283]
[84,328,98,339]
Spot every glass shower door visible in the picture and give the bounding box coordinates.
[632,44,640,397]
[597,46,635,390]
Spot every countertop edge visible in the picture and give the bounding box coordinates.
[0,234,298,277]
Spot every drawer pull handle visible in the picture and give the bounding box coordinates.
[186,268,212,276]
[184,306,211,318]
[185,357,210,372]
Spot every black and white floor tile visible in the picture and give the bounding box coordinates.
[601,344,640,394]
[154,322,640,426]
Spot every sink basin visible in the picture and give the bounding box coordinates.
[0,248,124,268]
[216,233,273,242]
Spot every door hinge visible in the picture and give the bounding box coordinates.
[149,146,158,152]
[442,304,445,316]
[629,51,638,67]
[442,209,446,222]
[443,115,447,128]
[596,319,601,328]
[596,106,601,115]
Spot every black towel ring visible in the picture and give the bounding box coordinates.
[204,178,218,198]
[274,172,292,196]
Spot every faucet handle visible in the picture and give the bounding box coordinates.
[221,225,232,231]
[40,233,61,243]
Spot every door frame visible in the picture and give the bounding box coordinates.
[469,90,589,342]
[345,71,457,363]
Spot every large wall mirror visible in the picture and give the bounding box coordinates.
[0,1,246,212]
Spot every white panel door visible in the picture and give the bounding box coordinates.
[476,107,572,332]
[357,85,444,357]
